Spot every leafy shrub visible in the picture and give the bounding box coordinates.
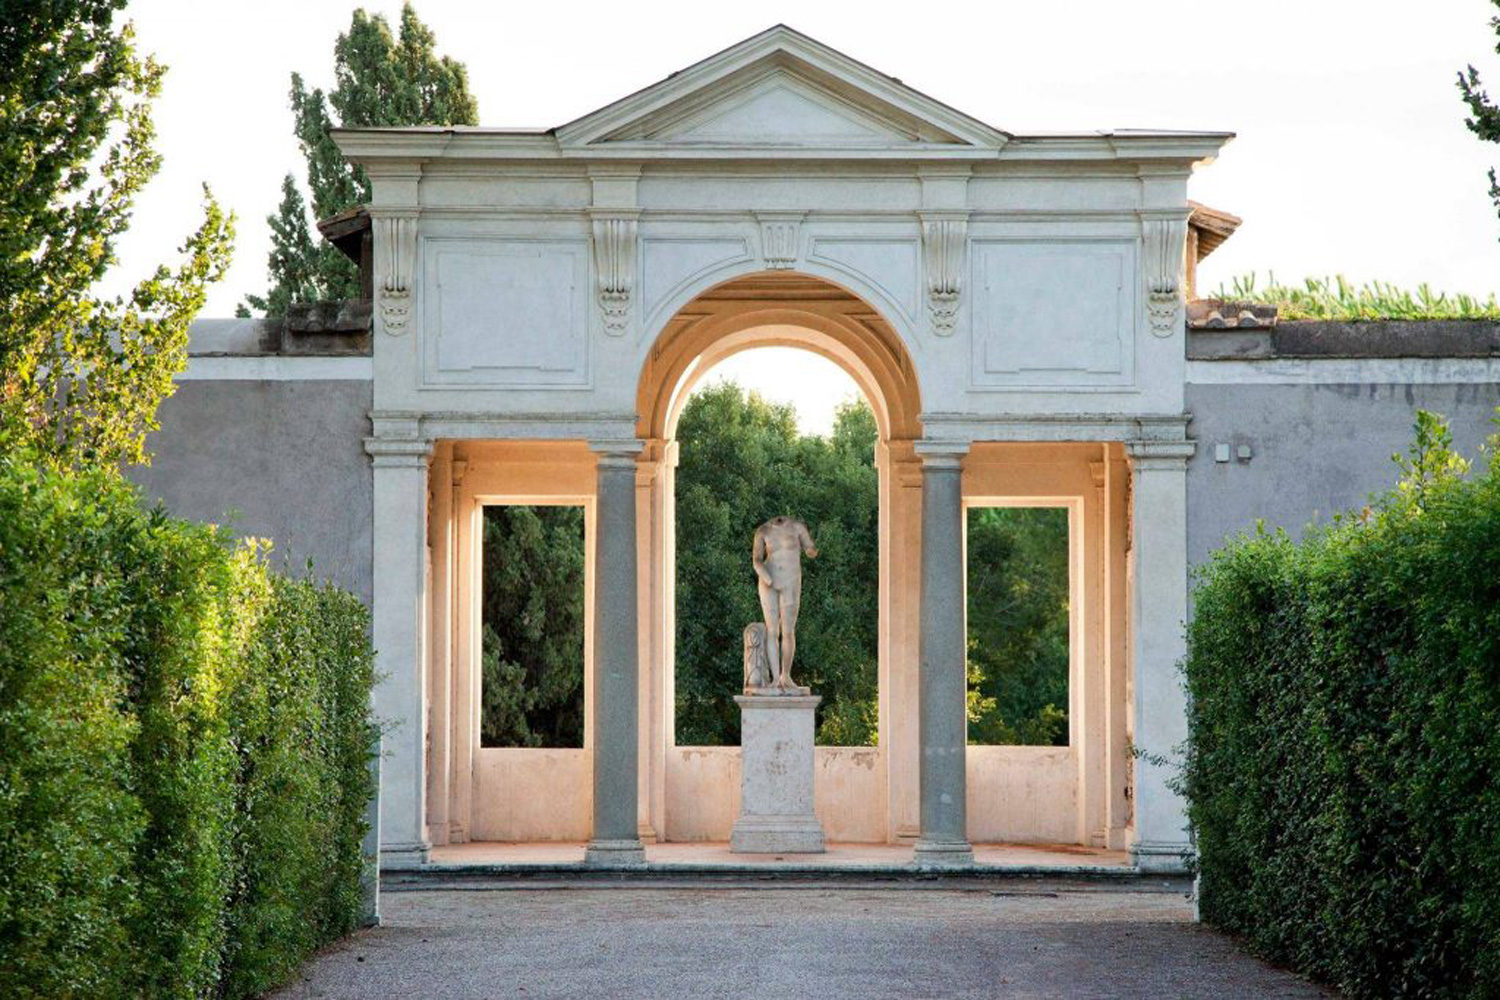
[0,453,375,998]
[1184,411,1500,997]
[1213,273,1500,321]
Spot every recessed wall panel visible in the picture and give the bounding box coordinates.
[423,239,589,387]
[971,241,1136,389]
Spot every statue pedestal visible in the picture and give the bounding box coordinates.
[730,694,826,853]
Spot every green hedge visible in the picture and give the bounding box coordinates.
[1183,412,1500,998]
[0,454,376,999]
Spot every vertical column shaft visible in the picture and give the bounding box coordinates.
[1126,440,1195,872]
[586,444,646,865]
[914,445,974,866]
[366,426,433,870]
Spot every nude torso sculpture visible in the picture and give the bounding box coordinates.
[750,516,817,692]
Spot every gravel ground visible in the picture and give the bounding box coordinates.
[271,885,1334,999]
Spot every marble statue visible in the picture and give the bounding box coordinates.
[748,515,817,693]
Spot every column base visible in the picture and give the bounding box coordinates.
[584,838,647,867]
[379,840,431,871]
[913,839,974,868]
[731,814,826,854]
[1130,839,1193,873]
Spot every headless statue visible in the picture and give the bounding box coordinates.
[750,516,817,692]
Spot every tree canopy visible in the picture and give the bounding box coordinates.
[241,3,477,317]
[0,0,234,467]
[1459,0,1500,234]
[479,505,586,748]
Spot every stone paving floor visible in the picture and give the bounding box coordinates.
[272,885,1335,999]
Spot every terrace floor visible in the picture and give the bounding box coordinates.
[422,840,1132,874]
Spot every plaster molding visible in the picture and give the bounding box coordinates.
[920,412,1191,444]
[920,214,967,336]
[1125,439,1196,471]
[374,214,418,336]
[1186,357,1500,385]
[1139,211,1189,338]
[418,411,638,442]
[590,212,639,335]
[756,212,804,269]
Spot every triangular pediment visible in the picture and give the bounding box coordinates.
[556,26,1008,152]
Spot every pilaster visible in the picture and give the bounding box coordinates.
[1124,438,1195,872]
[365,412,434,869]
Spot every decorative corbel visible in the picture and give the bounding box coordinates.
[374,214,417,336]
[1141,213,1190,338]
[591,212,638,336]
[756,213,804,270]
[921,215,967,335]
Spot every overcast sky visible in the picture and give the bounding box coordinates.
[111,1,1500,430]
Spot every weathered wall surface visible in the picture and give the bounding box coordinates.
[128,380,374,604]
[1185,380,1500,570]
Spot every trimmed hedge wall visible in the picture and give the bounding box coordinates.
[0,455,376,999]
[1184,412,1500,998]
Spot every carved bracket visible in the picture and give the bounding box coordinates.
[756,213,804,270]
[591,213,638,335]
[375,215,417,336]
[1141,214,1189,338]
[922,216,967,335]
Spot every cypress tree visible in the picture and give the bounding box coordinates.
[241,3,478,316]
[1458,0,1500,236]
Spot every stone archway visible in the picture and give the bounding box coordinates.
[631,271,927,845]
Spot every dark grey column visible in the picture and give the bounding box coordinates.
[585,444,646,866]
[914,445,974,867]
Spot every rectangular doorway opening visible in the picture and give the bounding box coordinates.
[964,504,1072,747]
[479,503,586,749]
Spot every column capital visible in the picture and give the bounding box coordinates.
[1125,440,1195,470]
[588,438,645,469]
[364,437,433,468]
[914,439,970,470]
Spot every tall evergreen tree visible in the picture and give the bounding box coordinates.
[241,3,477,316]
[1459,0,1500,235]
[0,0,234,467]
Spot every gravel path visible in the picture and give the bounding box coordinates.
[272,885,1334,999]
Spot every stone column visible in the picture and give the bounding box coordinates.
[1126,439,1196,872]
[586,442,647,866]
[365,414,433,870]
[913,443,974,866]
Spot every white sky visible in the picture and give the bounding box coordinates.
[111,0,1500,430]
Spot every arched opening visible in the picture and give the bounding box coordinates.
[633,272,925,844]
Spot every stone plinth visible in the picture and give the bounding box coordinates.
[730,694,826,853]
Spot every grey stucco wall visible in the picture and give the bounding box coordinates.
[128,380,374,605]
[1185,381,1500,570]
